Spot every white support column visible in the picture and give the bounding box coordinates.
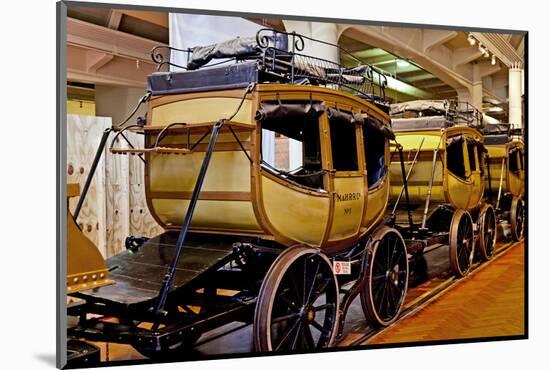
[508,62,523,128]
[289,139,303,171]
[310,22,339,63]
[95,85,148,126]
[282,20,311,169]
[456,87,473,105]
[282,20,312,50]
[472,63,483,111]
[282,20,340,169]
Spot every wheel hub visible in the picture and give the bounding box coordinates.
[387,265,399,285]
[305,307,316,322]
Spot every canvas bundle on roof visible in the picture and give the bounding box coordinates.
[392,116,450,132]
[389,99,482,131]
[147,28,389,104]
[482,123,523,145]
[390,100,448,116]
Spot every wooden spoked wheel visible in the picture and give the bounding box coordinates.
[511,196,525,241]
[253,246,339,352]
[478,204,497,261]
[449,209,475,277]
[360,227,409,328]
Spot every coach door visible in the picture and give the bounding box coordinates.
[466,139,483,209]
[325,106,366,245]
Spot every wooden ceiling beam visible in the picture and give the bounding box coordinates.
[107,10,123,29]
[400,72,435,82]
[85,50,114,73]
[118,10,168,28]
[452,47,482,68]
[423,30,458,51]
[414,79,447,89]
[67,17,166,63]
[66,17,166,88]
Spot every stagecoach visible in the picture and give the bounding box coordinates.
[66,29,410,360]
[482,124,525,240]
[387,100,496,277]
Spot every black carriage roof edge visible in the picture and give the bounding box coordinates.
[145,28,391,112]
[255,100,394,139]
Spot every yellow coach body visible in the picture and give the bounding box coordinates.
[143,84,393,254]
[389,125,485,212]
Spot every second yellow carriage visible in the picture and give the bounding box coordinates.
[483,124,525,240]
[388,100,497,275]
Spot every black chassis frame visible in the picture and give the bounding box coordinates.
[492,191,515,223]
[67,234,392,352]
[392,204,457,255]
[68,228,398,352]
[67,240,280,353]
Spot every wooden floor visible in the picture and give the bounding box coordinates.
[365,241,525,345]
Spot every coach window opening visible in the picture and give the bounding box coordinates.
[519,149,525,171]
[327,108,359,172]
[509,148,521,174]
[363,124,386,188]
[446,136,468,180]
[477,145,486,176]
[467,141,479,173]
[258,99,325,190]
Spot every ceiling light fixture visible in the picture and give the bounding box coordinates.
[467,33,476,46]
[491,54,496,65]
[478,43,485,54]
[478,43,490,58]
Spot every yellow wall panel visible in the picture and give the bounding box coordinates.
[152,199,261,231]
[329,176,364,241]
[151,97,252,125]
[261,175,330,246]
[149,151,252,193]
[363,178,390,229]
[67,100,96,116]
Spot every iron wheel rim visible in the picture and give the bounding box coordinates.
[450,210,474,276]
[360,227,409,327]
[515,199,525,239]
[481,206,497,259]
[254,247,339,352]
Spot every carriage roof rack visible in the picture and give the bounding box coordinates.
[390,99,483,131]
[147,28,389,106]
[482,122,524,145]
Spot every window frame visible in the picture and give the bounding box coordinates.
[258,99,328,192]
[446,136,469,180]
[466,141,479,174]
[362,123,388,190]
[477,145,486,176]
[325,105,363,176]
[519,149,525,171]
[508,147,522,175]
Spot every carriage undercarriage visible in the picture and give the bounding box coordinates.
[65,115,498,360]
[67,226,411,356]
[67,204,498,359]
